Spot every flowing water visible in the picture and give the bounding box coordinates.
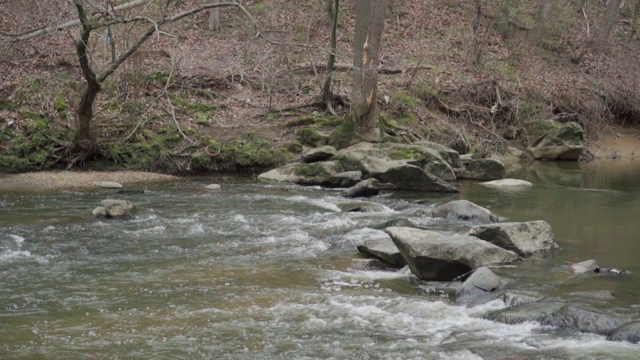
[1,160,640,359]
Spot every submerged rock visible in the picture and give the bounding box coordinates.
[467,220,558,256]
[431,200,501,224]
[485,301,621,337]
[338,202,387,213]
[384,227,520,281]
[480,179,533,187]
[349,258,399,271]
[608,321,640,344]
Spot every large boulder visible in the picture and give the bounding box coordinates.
[608,321,640,344]
[431,200,501,224]
[356,238,406,267]
[335,142,458,192]
[258,161,361,187]
[467,221,558,256]
[384,227,521,281]
[460,159,506,180]
[413,140,462,168]
[526,121,585,160]
[485,301,621,337]
[302,145,337,163]
[92,199,135,219]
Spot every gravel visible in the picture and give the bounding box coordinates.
[0,171,180,191]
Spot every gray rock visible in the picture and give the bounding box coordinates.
[414,140,462,168]
[467,221,558,256]
[608,321,640,344]
[342,178,380,198]
[526,121,585,160]
[205,184,221,190]
[456,267,502,306]
[94,199,135,219]
[357,238,406,267]
[349,258,399,271]
[374,163,458,192]
[338,202,387,213]
[460,159,506,180]
[460,154,473,165]
[485,301,621,337]
[302,145,337,163]
[502,290,545,306]
[92,206,108,217]
[335,142,458,192]
[431,200,501,224]
[257,161,361,187]
[95,181,123,189]
[480,179,533,187]
[384,227,521,281]
[571,259,599,274]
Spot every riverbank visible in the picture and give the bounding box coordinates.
[0,170,179,191]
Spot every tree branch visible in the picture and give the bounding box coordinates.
[2,0,149,43]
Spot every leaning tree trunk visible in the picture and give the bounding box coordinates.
[350,0,387,143]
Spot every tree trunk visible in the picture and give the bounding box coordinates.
[350,0,387,143]
[321,0,339,115]
[208,0,222,31]
[597,0,623,47]
[74,0,101,143]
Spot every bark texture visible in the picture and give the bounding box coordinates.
[350,0,387,143]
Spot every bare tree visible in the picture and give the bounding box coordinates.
[21,0,259,158]
[321,0,339,116]
[348,0,387,143]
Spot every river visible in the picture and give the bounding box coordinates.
[1,159,640,359]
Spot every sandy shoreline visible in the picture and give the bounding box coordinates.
[0,171,180,191]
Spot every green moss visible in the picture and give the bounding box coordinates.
[298,127,327,146]
[196,112,210,126]
[54,92,68,118]
[328,117,356,149]
[293,163,326,177]
[285,117,317,127]
[0,155,31,172]
[388,148,425,161]
[412,79,439,101]
[389,90,420,124]
[286,141,303,154]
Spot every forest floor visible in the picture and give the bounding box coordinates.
[1,0,640,173]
